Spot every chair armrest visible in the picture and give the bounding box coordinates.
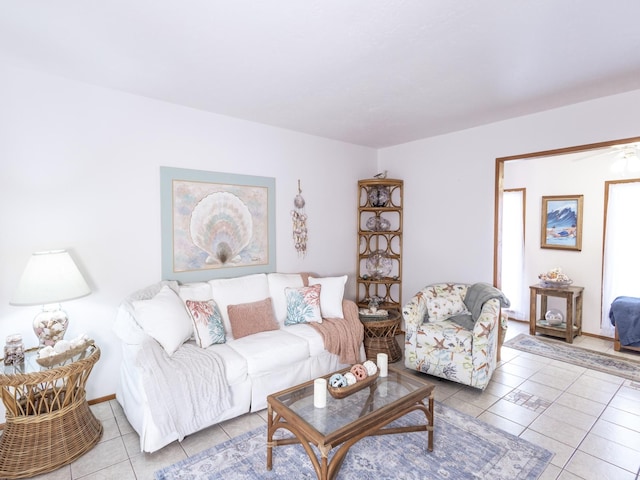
[472,298,501,340]
[402,289,429,331]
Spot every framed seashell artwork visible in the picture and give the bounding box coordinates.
[160,167,276,282]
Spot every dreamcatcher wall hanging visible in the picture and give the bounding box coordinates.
[291,180,308,257]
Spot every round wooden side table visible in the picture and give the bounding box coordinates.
[0,345,103,479]
[360,310,402,363]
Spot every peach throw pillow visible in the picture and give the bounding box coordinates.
[227,297,279,339]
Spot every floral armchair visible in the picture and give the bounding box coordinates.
[403,283,509,390]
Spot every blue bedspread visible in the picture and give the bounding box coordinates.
[609,296,640,346]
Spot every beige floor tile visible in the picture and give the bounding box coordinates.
[70,437,129,478]
[543,403,597,431]
[557,470,585,479]
[520,428,574,468]
[100,417,122,443]
[600,406,640,435]
[590,418,640,450]
[441,396,483,417]
[498,361,543,380]
[89,402,115,422]
[477,410,525,436]
[31,466,71,480]
[564,450,637,480]
[579,432,640,474]
[581,368,626,386]
[449,387,501,410]
[490,368,527,388]
[554,391,607,417]
[77,460,137,480]
[219,410,267,438]
[487,398,540,426]
[517,379,563,403]
[129,441,188,480]
[528,414,587,448]
[609,393,640,416]
[122,431,143,458]
[483,380,514,398]
[179,423,230,456]
[538,462,562,480]
[528,370,578,391]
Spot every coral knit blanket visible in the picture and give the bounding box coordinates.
[310,300,364,364]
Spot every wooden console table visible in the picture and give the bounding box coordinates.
[0,345,103,478]
[529,284,584,343]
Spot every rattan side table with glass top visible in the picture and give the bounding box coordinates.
[0,344,102,479]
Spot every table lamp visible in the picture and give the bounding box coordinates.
[10,250,91,347]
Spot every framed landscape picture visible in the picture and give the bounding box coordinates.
[540,195,583,251]
[160,167,276,282]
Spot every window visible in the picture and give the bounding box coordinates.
[602,179,640,335]
[501,189,526,319]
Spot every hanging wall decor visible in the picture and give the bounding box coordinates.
[291,180,307,257]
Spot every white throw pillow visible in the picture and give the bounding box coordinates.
[208,273,270,340]
[132,285,193,355]
[267,273,304,326]
[309,275,347,318]
[178,282,213,302]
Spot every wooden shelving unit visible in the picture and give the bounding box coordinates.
[356,178,403,313]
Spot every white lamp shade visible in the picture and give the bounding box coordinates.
[10,250,91,306]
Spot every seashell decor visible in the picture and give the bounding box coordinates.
[189,192,253,265]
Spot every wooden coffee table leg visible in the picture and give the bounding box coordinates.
[428,393,434,452]
[266,404,273,471]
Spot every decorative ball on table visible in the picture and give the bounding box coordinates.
[545,309,564,326]
[329,373,347,388]
[350,364,368,381]
[362,360,378,376]
[343,372,357,386]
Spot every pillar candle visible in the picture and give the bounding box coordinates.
[313,378,327,408]
[377,353,388,377]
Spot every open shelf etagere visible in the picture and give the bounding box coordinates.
[356,178,403,313]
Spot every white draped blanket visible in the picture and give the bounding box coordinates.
[137,339,231,442]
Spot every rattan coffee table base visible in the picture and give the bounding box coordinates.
[0,395,103,479]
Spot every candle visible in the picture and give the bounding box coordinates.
[313,378,327,408]
[377,353,388,377]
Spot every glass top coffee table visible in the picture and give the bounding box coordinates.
[266,367,434,480]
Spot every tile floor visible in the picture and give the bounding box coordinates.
[28,321,640,479]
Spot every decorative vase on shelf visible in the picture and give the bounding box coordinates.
[545,309,564,326]
[367,186,390,207]
[366,250,392,279]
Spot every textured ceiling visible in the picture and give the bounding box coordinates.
[1,1,640,148]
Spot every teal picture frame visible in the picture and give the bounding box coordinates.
[160,167,276,282]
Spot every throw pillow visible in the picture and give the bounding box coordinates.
[132,285,193,355]
[308,275,347,318]
[185,299,226,348]
[284,284,322,325]
[227,297,279,339]
[209,273,270,340]
[267,273,304,326]
[426,294,469,322]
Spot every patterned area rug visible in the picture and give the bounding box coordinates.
[155,403,552,480]
[505,333,640,382]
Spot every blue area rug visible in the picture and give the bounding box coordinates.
[155,403,552,479]
[505,333,640,382]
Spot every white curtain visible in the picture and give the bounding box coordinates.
[501,190,525,318]
[602,180,640,335]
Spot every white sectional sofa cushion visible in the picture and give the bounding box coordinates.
[114,272,365,453]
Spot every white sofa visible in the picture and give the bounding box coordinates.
[113,272,365,453]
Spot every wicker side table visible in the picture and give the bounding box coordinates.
[0,345,103,479]
[360,310,402,363]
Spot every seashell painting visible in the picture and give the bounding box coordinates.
[164,168,273,278]
[190,192,253,265]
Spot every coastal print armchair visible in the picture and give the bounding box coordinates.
[403,283,509,390]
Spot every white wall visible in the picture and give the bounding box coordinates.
[0,64,375,407]
[504,151,639,335]
[379,88,640,335]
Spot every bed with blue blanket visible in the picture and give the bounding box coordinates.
[609,296,640,351]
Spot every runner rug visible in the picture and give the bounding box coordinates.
[155,403,552,480]
[505,333,640,382]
